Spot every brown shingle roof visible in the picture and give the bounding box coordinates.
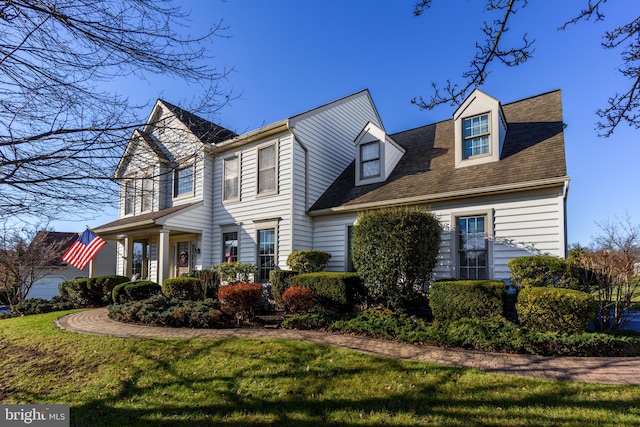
[160,100,237,144]
[310,90,567,212]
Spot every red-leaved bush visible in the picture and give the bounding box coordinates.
[217,283,261,320]
[282,286,314,313]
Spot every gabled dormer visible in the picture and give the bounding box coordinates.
[354,122,405,186]
[453,89,508,168]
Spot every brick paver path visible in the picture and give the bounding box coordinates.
[57,308,640,385]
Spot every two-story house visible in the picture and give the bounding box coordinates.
[94,88,569,284]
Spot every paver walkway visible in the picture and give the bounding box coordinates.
[57,308,640,385]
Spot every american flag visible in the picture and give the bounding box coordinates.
[62,228,106,270]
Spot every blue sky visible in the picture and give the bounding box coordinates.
[55,0,640,247]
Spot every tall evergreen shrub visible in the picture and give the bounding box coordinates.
[352,208,441,311]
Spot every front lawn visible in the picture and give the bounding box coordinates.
[1,311,640,426]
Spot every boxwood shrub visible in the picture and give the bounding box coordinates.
[286,250,331,274]
[112,280,161,304]
[517,286,596,335]
[290,272,366,313]
[429,280,507,322]
[162,277,202,301]
[59,275,130,306]
[508,255,579,289]
[269,270,298,308]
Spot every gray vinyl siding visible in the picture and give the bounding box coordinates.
[212,133,294,270]
[290,92,382,252]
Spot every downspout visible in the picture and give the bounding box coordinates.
[287,121,309,252]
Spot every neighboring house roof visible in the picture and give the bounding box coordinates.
[31,231,78,267]
[159,99,237,145]
[93,202,202,235]
[310,90,568,214]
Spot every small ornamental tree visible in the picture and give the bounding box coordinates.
[352,208,442,311]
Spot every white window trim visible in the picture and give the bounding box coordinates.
[222,153,241,202]
[221,226,240,264]
[123,176,135,216]
[173,161,195,199]
[450,209,494,280]
[462,112,491,160]
[256,141,278,197]
[254,218,279,282]
[140,167,154,213]
[359,140,381,179]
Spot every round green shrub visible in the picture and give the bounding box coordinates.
[516,286,596,335]
[112,280,161,303]
[161,277,202,301]
[286,250,331,274]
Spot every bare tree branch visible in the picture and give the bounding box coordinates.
[0,0,233,220]
[412,0,533,110]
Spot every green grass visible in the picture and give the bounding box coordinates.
[2,311,640,426]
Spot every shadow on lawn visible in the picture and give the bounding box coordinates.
[68,338,640,427]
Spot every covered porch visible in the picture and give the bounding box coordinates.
[93,203,204,284]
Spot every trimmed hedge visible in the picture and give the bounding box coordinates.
[11,297,75,316]
[290,272,366,313]
[162,277,202,301]
[112,280,161,304]
[429,280,507,322]
[270,270,298,308]
[59,275,130,306]
[286,250,331,274]
[185,269,219,298]
[517,286,596,335]
[508,256,579,289]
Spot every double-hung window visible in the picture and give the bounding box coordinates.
[257,144,276,194]
[360,141,380,179]
[257,228,275,281]
[141,172,153,212]
[457,215,488,279]
[173,164,194,197]
[462,114,490,159]
[222,231,238,263]
[223,155,239,201]
[124,179,135,215]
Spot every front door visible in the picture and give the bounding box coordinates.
[175,241,191,277]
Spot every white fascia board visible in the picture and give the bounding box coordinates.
[309,176,570,216]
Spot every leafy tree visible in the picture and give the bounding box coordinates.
[352,208,442,311]
[411,0,639,137]
[0,0,231,218]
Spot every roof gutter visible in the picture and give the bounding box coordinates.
[308,176,571,216]
[206,119,289,154]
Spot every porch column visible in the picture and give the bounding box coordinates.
[158,229,170,285]
[123,234,133,278]
[89,257,98,278]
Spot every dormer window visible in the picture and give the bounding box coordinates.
[463,113,490,159]
[360,141,381,178]
[453,89,507,168]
